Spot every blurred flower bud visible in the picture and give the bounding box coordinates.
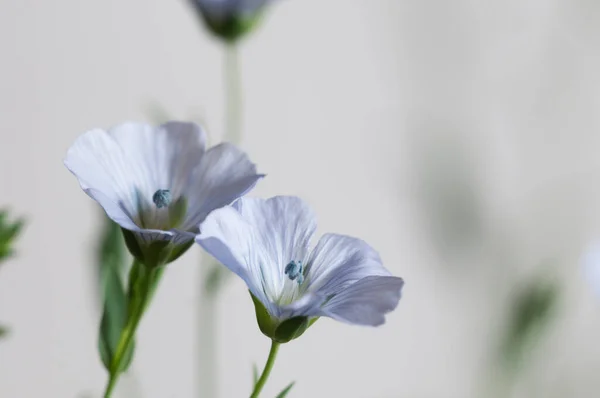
[189,0,272,42]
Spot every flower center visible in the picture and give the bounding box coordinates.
[152,189,172,209]
[284,260,304,285]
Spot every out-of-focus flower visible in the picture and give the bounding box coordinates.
[65,121,263,267]
[189,0,273,42]
[196,196,404,342]
[583,242,600,296]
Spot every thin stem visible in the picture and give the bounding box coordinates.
[197,255,219,398]
[224,41,243,144]
[196,40,244,398]
[103,262,155,398]
[250,340,281,398]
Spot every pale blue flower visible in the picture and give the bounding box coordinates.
[65,121,263,263]
[189,0,274,41]
[191,0,271,22]
[583,242,600,297]
[196,196,404,331]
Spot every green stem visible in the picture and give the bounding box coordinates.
[103,262,156,398]
[250,340,280,398]
[196,39,244,398]
[224,41,242,144]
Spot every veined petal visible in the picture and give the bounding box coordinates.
[65,121,207,232]
[182,143,263,231]
[195,205,273,312]
[196,196,317,316]
[304,234,390,297]
[108,121,206,205]
[319,276,404,326]
[65,127,140,226]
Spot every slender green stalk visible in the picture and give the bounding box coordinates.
[103,262,155,398]
[197,40,243,398]
[250,340,281,398]
[224,41,243,144]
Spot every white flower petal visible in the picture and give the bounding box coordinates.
[195,205,274,312]
[65,128,139,226]
[108,121,206,203]
[65,121,207,235]
[304,233,390,297]
[182,143,264,231]
[197,196,317,316]
[319,276,404,326]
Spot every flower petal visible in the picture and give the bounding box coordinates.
[304,233,391,297]
[182,143,263,231]
[195,205,273,311]
[65,127,139,227]
[65,121,207,233]
[319,275,404,326]
[196,196,317,316]
[108,121,206,203]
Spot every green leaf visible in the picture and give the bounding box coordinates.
[98,260,135,372]
[0,324,9,339]
[97,216,134,372]
[0,210,25,263]
[275,381,296,398]
[500,272,560,372]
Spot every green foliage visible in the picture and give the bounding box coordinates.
[275,381,295,398]
[97,216,135,372]
[98,261,135,372]
[500,274,560,371]
[0,210,24,263]
[0,324,9,339]
[0,210,24,340]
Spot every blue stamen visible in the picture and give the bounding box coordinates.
[285,261,304,284]
[152,189,172,209]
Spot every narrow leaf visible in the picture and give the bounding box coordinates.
[98,260,135,372]
[96,216,134,372]
[275,381,296,398]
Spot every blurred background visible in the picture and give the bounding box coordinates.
[2,0,600,397]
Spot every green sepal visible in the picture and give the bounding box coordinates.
[98,258,135,372]
[275,381,296,398]
[196,10,265,43]
[250,292,277,338]
[250,292,319,343]
[121,228,193,268]
[122,229,144,263]
[168,240,194,264]
[274,317,309,344]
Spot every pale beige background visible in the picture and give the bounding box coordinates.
[2,0,600,397]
